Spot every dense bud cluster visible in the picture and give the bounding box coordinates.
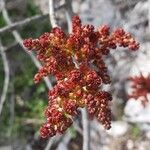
[23,15,139,138]
[129,74,150,106]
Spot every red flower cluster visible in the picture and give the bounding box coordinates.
[129,74,150,106]
[23,15,139,138]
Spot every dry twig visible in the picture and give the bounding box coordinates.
[0,14,48,34]
[49,0,58,27]
[82,108,90,150]
[1,0,53,90]
[0,40,10,116]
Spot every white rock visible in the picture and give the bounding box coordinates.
[126,139,134,150]
[106,121,129,137]
[124,99,150,126]
[124,99,143,117]
[145,131,150,139]
[80,0,120,27]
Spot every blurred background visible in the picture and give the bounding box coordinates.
[0,0,150,150]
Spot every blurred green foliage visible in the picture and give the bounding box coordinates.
[131,124,141,139]
[0,60,4,90]
[0,13,15,45]
[0,0,51,144]
[0,53,47,142]
[69,126,77,139]
[0,13,6,27]
[26,1,41,17]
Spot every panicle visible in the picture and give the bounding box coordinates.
[129,74,150,106]
[23,15,139,138]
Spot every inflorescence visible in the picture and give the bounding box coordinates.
[23,15,139,138]
[129,74,150,106]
